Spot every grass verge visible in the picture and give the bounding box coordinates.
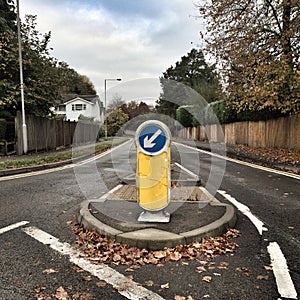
[0,137,129,171]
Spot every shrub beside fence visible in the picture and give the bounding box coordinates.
[178,114,300,151]
[15,112,100,155]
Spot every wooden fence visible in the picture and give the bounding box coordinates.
[177,114,300,151]
[15,112,100,155]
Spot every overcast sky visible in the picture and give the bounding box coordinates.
[20,0,204,105]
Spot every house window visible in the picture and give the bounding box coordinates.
[72,104,87,111]
[58,105,66,111]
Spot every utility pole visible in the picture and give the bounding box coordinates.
[16,0,28,154]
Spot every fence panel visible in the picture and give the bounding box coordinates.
[248,121,266,147]
[265,117,289,148]
[289,115,300,150]
[235,121,249,145]
[225,123,235,145]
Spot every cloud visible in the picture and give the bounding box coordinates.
[20,0,202,99]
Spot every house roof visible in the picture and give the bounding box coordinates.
[55,94,102,106]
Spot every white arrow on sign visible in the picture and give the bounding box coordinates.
[143,129,162,148]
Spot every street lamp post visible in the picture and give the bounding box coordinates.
[16,0,28,154]
[104,78,122,138]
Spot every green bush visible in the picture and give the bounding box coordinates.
[176,106,193,127]
[236,108,285,121]
[176,105,206,127]
[205,100,237,125]
[0,119,7,140]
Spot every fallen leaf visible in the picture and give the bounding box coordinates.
[170,252,182,261]
[213,273,221,276]
[161,283,170,289]
[144,280,154,287]
[257,275,269,280]
[125,268,134,272]
[236,267,250,276]
[154,251,167,259]
[264,265,272,271]
[115,286,124,292]
[42,268,59,274]
[202,276,212,283]
[96,281,107,287]
[174,296,186,300]
[54,286,69,300]
[125,282,133,288]
[83,276,93,281]
[196,266,206,273]
[34,286,46,293]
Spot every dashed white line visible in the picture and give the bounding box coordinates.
[218,190,298,299]
[218,190,267,235]
[267,242,298,299]
[0,221,29,235]
[22,226,165,300]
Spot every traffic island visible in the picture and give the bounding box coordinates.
[78,185,236,250]
[78,120,236,250]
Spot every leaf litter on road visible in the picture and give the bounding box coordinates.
[71,224,240,267]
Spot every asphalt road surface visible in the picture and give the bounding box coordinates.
[0,139,299,299]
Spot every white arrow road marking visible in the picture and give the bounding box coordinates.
[143,129,162,148]
[0,221,29,235]
[22,226,165,300]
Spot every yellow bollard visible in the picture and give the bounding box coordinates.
[135,121,171,222]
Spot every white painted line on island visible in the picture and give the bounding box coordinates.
[174,162,199,179]
[95,184,124,202]
[218,190,267,235]
[0,221,29,235]
[22,226,165,300]
[267,242,298,299]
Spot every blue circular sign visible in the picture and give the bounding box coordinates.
[138,124,167,154]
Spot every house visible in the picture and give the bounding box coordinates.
[54,94,104,122]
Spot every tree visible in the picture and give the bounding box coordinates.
[198,0,300,114]
[156,48,222,118]
[0,0,16,32]
[56,62,96,95]
[107,93,125,112]
[0,8,96,117]
[106,108,129,136]
[120,100,151,119]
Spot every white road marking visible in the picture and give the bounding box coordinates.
[218,190,297,299]
[95,184,123,202]
[267,242,298,299]
[0,221,29,235]
[75,139,132,167]
[0,139,132,182]
[218,190,267,235]
[174,142,300,180]
[174,162,199,179]
[22,226,165,300]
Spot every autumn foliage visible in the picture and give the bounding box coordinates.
[198,0,300,114]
